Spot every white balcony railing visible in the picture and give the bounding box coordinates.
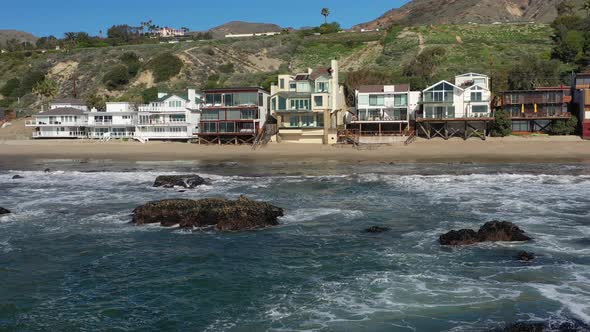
[135,132,191,139]
[26,120,87,127]
[33,131,87,138]
[137,121,189,126]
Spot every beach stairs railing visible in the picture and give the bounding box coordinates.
[133,136,147,144]
[404,129,417,146]
[252,123,278,150]
[99,133,112,143]
[338,129,360,147]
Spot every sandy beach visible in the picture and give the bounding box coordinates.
[1,136,590,164]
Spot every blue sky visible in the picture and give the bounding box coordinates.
[0,0,410,37]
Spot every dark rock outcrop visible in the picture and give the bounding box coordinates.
[516,251,535,262]
[501,322,546,332]
[153,175,208,189]
[43,168,50,173]
[500,320,590,332]
[132,196,284,231]
[365,226,390,233]
[12,175,24,179]
[440,221,532,246]
[0,207,10,215]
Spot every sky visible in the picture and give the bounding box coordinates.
[0,0,410,37]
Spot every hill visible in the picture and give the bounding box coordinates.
[208,21,283,39]
[0,22,563,113]
[0,30,38,47]
[354,0,585,30]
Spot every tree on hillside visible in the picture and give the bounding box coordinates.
[557,0,577,16]
[491,110,512,137]
[507,56,562,90]
[33,79,58,101]
[402,46,447,82]
[321,8,330,24]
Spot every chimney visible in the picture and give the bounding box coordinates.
[331,59,339,115]
[188,89,196,105]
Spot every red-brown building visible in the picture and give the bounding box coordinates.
[498,87,572,133]
[573,72,590,139]
[198,87,270,144]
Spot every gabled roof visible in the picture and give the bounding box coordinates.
[155,94,188,102]
[456,72,488,78]
[310,67,331,80]
[423,80,463,92]
[464,83,489,91]
[38,107,85,116]
[52,98,86,105]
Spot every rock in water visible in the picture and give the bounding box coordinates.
[132,196,284,231]
[502,322,546,332]
[439,229,479,245]
[153,175,208,189]
[0,207,10,215]
[12,175,24,179]
[477,221,532,242]
[516,251,535,261]
[365,226,390,233]
[440,221,531,246]
[501,320,590,332]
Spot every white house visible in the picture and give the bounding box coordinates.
[349,84,421,139]
[156,27,185,38]
[86,102,137,139]
[136,89,202,140]
[26,99,89,139]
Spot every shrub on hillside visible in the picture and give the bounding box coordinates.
[103,65,131,90]
[141,87,159,103]
[218,63,235,74]
[147,53,183,82]
[120,52,141,77]
[15,70,46,97]
[0,78,20,97]
[491,110,512,137]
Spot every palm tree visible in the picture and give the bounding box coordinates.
[321,8,330,24]
[583,0,590,17]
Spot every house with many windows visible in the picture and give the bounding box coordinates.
[86,102,138,139]
[198,87,270,144]
[346,84,421,143]
[136,89,201,140]
[499,87,572,133]
[573,72,590,139]
[270,60,346,144]
[26,99,89,139]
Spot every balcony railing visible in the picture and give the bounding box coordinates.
[135,132,191,138]
[33,131,86,138]
[137,121,188,126]
[26,120,87,126]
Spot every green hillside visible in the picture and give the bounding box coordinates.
[0,23,564,113]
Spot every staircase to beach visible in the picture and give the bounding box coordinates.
[252,122,278,150]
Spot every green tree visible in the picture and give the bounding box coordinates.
[403,46,447,81]
[557,0,577,16]
[103,65,131,90]
[15,70,46,97]
[141,87,159,103]
[32,79,58,100]
[321,8,330,24]
[507,56,561,90]
[86,94,107,111]
[551,116,578,135]
[120,52,141,77]
[491,109,512,137]
[147,52,183,82]
[0,78,21,97]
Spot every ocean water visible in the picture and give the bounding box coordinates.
[1,160,590,331]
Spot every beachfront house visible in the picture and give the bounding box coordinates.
[198,87,270,144]
[416,73,492,140]
[26,99,89,139]
[573,72,590,139]
[346,84,421,143]
[499,87,572,133]
[86,102,138,139]
[270,60,346,144]
[135,89,201,141]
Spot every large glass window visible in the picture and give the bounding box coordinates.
[226,110,241,120]
[170,114,186,122]
[219,122,236,133]
[168,100,182,108]
[472,105,488,113]
[425,82,455,102]
[358,95,369,106]
[316,81,329,93]
[369,95,385,106]
[278,97,287,110]
[394,94,407,107]
[301,115,315,127]
[317,114,324,127]
[201,110,219,120]
[314,96,323,107]
[241,109,256,119]
[289,115,300,127]
[290,99,310,110]
[296,82,310,92]
[471,92,483,102]
[202,122,217,133]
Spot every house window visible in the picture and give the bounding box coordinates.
[289,83,297,90]
[471,92,483,102]
[317,81,328,93]
[279,79,285,89]
[290,99,309,110]
[271,98,276,111]
[358,95,369,106]
[202,110,219,120]
[317,114,324,127]
[219,122,235,133]
[290,115,300,127]
[278,97,287,110]
[314,96,323,107]
[241,109,256,120]
[472,105,488,113]
[369,95,384,106]
[205,94,222,105]
[296,82,310,92]
[394,94,407,107]
[168,100,182,108]
[202,122,217,133]
[170,115,186,122]
[508,94,519,104]
[122,115,131,119]
[227,110,241,120]
[301,115,315,127]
